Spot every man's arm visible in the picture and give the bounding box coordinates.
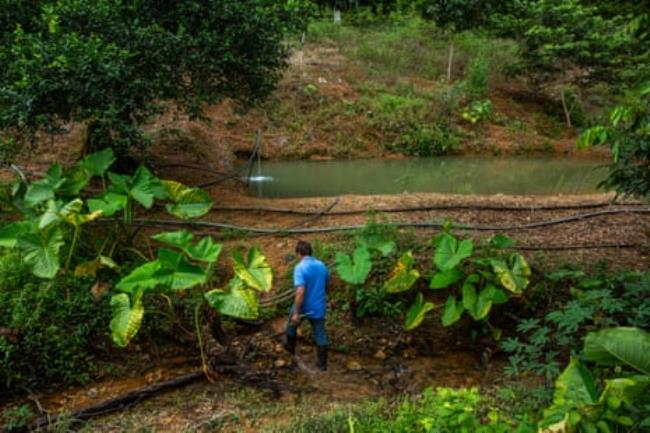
[291,286,305,325]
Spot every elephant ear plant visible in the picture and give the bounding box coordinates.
[0,149,213,282]
[112,230,273,372]
[427,233,530,334]
[0,152,112,281]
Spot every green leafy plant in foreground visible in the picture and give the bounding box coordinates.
[503,271,650,380]
[0,149,213,281]
[424,232,530,333]
[110,230,273,347]
[539,327,650,433]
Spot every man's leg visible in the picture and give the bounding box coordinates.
[309,319,327,371]
[283,308,297,355]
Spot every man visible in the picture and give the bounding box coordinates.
[283,240,329,371]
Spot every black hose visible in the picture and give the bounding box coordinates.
[130,208,650,235]
[207,201,647,215]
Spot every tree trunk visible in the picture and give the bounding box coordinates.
[560,89,572,128]
[447,39,454,82]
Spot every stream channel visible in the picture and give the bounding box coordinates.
[243,156,608,198]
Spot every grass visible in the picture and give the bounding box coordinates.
[307,14,518,88]
[246,13,580,159]
[259,14,539,158]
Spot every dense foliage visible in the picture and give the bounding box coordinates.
[579,84,650,198]
[0,251,111,391]
[0,0,304,157]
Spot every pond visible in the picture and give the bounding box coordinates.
[242,157,608,198]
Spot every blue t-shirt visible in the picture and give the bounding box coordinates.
[293,256,329,319]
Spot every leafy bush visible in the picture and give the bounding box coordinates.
[355,285,404,318]
[460,99,493,124]
[419,232,530,333]
[539,327,650,432]
[0,0,301,156]
[0,149,212,281]
[579,83,650,199]
[503,271,650,381]
[357,86,460,156]
[462,54,489,97]
[0,250,111,391]
[274,386,535,433]
[1,404,33,432]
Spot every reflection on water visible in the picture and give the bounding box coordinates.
[242,157,608,198]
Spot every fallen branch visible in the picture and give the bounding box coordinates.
[22,371,204,433]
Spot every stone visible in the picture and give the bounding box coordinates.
[346,360,362,371]
[274,359,287,368]
[374,350,387,360]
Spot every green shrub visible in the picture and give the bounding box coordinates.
[503,271,650,381]
[0,250,112,391]
[1,404,33,432]
[460,99,493,124]
[463,54,489,97]
[273,387,536,433]
[357,86,460,156]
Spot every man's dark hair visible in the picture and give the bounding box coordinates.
[295,240,312,256]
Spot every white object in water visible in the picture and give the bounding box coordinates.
[247,175,274,183]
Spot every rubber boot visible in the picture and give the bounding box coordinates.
[283,333,296,355]
[316,345,327,371]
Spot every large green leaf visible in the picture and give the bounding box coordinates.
[117,248,206,293]
[87,193,128,217]
[205,278,259,320]
[489,233,515,249]
[598,375,650,409]
[152,230,222,264]
[17,226,64,279]
[110,292,144,347]
[152,230,194,250]
[441,296,464,327]
[335,247,372,285]
[461,280,477,311]
[383,251,420,293]
[584,327,650,374]
[24,164,65,208]
[404,292,435,331]
[186,237,222,264]
[473,285,497,321]
[155,248,207,290]
[80,148,116,177]
[232,246,273,292]
[130,166,159,208]
[429,267,464,289]
[0,221,31,247]
[434,233,473,272]
[162,180,213,219]
[489,253,531,295]
[356,233,395,257]
[62,149,117,194]
[40,198,101,229]
[108,165,159,209]
[116,260,162,293]
[539,358,598,430]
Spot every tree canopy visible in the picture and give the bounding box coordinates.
[0,0,307,158]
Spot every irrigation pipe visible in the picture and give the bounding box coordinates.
[130,208,650,235]
[207,201,647,215]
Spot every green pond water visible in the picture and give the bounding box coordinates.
[243,157,608,198]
